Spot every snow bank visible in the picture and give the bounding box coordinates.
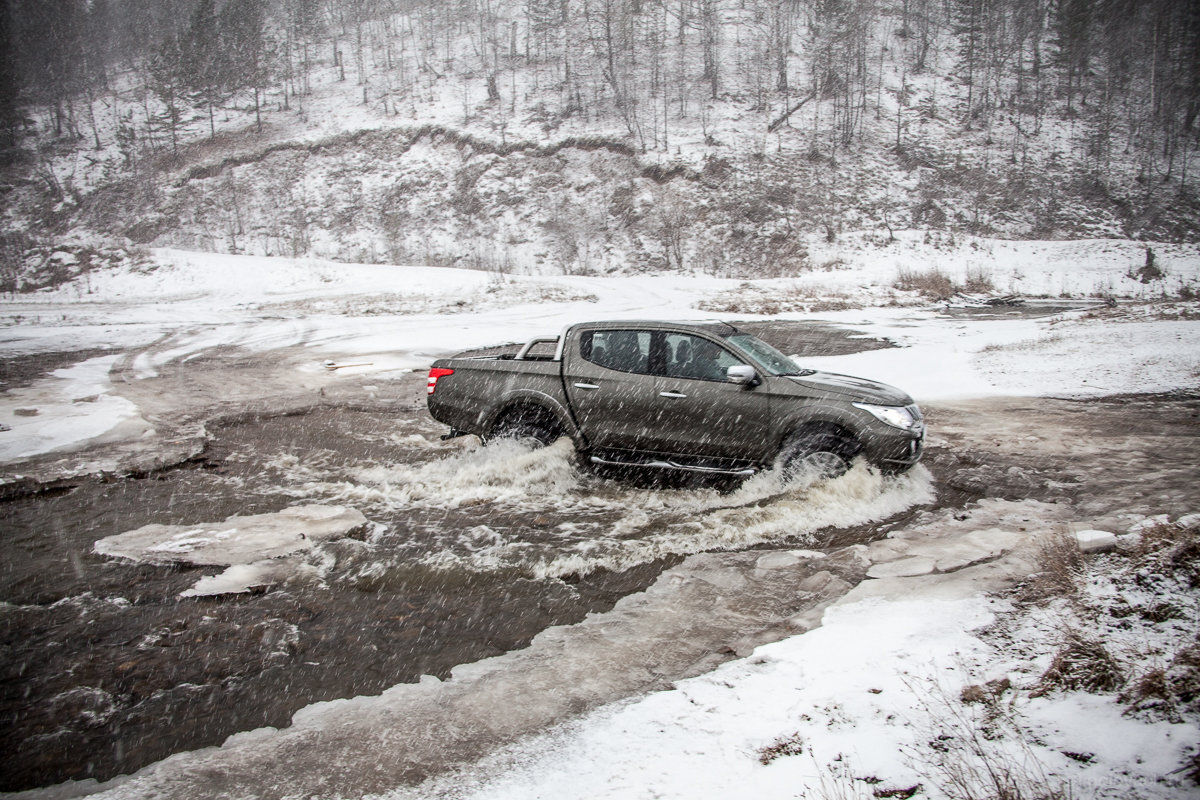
[396,534,1199,800]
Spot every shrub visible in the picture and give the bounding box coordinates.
[894,266,996,300]
[1013,533,1083,603]
[1037,628,1125,694]
[963,266,994,293]
[894,267,956,300]
[1128,521,1200,588]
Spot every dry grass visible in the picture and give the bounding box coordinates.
[963,266,996,293]
[1122,635,1200,722]
[757,732,805,765]
[1012,532,1084,604]
[894,267,956,299]
[907,674,1074,800]
[696,283,859,315]
[1127,521,1200,588]
[1036,627,1126,694]
[894,266,995,300]
[978,332,1065,355]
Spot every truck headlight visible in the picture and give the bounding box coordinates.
[853,402,920,431]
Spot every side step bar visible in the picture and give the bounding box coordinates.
[589,454,757,478]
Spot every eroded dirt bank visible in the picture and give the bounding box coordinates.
[1,330,1197,794]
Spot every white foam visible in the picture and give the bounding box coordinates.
[289,440,935,578]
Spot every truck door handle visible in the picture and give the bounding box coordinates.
[573,383,600,390]
[659,391,688,399]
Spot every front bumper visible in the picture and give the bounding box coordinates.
[875,425,925,472]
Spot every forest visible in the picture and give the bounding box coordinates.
[1,0,1199,276]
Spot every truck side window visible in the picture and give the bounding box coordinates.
[581,330,652,374]
[664,333,741,381]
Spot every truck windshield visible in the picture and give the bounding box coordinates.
[724,333,813,377]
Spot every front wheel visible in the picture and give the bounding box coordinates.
[777,432,860,483]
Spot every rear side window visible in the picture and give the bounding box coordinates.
[580,330,653,374]
[580,329,742,380]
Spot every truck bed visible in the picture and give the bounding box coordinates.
[426,355,570,437]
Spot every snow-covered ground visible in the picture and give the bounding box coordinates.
[3,238,1198,464]
[400,575,1198,800]
[3,240,1199,799]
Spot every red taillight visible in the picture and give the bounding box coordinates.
[427,367,454,395]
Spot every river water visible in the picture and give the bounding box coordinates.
[0,321,932,791]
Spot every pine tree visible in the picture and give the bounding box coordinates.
[184,0,224,137]
[147,34,186,156]
[0,0,21,149]
[221,0,272,132]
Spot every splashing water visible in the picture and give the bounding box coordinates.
[275,438,935,580]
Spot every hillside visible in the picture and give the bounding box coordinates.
[2,0,1199,285]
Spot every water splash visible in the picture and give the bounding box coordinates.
[275,438,934,579]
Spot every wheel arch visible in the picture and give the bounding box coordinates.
[484,390,580,443]
[776,420,863,459]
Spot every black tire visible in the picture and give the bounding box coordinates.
[489,408,562,447]
[777,431,860,483]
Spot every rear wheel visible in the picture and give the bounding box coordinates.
[777,431,860,483]
[489,407,562,447]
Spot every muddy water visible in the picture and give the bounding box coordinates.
[0,416,679,790]
[0,322,915,791]
[4,322,1195,793]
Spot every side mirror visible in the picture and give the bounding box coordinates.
[726,365,760,387]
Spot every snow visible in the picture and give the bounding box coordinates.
[382,517,1200,800]
[3,243,1199,799]
[1074,529,1119,553]
[2,239,1197,464]
[0,355,151,462]
[403,596,1006,800]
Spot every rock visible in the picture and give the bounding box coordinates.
[13,408,39,417]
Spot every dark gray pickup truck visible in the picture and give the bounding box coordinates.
[427,321,924,479]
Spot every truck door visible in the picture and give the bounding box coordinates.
[642,331,773,459]
[562,328,660,451]
[564,328,773,460]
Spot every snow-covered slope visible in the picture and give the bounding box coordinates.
[5,1,1199,284]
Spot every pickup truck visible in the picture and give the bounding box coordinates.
[426,321,924,479]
